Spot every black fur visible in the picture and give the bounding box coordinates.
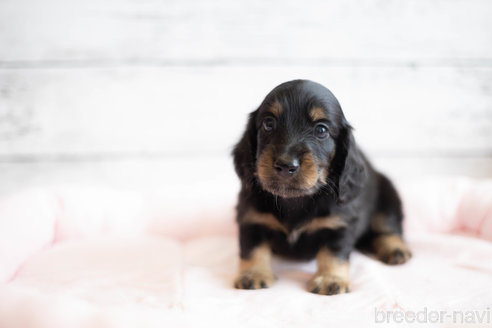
[233,80,407,266]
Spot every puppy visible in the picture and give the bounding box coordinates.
[232,80,411,295]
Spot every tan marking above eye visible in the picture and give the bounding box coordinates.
[309,107,327,121]
[269,101,283,117]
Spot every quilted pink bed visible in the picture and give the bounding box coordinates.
[0,177,491,327]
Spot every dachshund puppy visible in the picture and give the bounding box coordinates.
[232,80,411,295]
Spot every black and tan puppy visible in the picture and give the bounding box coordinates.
[232,80,411,295]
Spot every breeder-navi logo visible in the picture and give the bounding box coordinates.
[375,307,491,324]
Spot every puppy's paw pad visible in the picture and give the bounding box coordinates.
[307,274,350,296]
[380,247,412,265]
[234,270,274,290]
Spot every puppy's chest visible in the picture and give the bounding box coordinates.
[248,205,346,245]
[278,213,346,244]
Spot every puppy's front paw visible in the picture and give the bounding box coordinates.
[234,270,274,289]
[379,247,412,265]
[307,274,350,295]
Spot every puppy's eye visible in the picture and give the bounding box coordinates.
[262,117,276,132]
[314,124,329,139]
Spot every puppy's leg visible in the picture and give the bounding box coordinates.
[357,219,412,265]
[371,233,412,265]
[234,225,274,289]
[307,247,351,295]
[360,173,412,265]
[307,229,353,295]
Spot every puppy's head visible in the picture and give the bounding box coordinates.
[233,80,365,202]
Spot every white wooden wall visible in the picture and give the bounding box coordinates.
[0,0,491,195]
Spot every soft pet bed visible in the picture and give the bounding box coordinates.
[0,178,491,327]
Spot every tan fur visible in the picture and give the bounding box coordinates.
[296,216,347,234]
[257,146,321,196]
[318,166,329,185]
[307,248,350,295]
[309,107,327,121]
[242,210,346,244]
[372,234,412,265]
[256,146,275,185]
[373,234,407,254]
[235,244,275,289]
[238,244,272,272]
[241,209,288,235]
[298,152,319,189]
[370,213,393,234]
[288,216,347,243]
[315,248,349,280]
[269,101,283,117]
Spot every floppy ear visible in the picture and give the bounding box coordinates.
[233,110,258,186]
[329,123,367,204]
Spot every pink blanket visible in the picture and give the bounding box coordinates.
[0,178,491,327]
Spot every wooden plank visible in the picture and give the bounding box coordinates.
[1,0,491,63]
[1,66,491,157]
[0,156,490,197]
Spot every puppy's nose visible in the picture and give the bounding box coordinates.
[274,158,300,177]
